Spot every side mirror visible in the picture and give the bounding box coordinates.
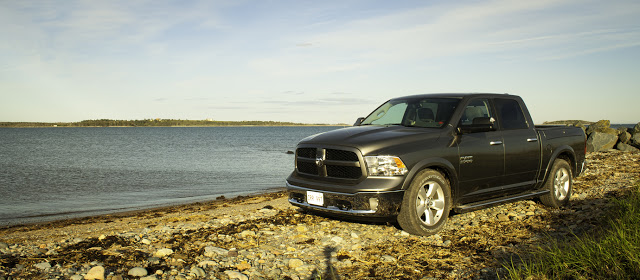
[353,117,365,126]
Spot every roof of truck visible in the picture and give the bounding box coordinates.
[393,93,517,99]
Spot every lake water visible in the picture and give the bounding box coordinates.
[0,126,342,226]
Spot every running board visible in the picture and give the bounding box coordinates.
[453,190,549,213]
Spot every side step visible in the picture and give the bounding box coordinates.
[453,190,549,213]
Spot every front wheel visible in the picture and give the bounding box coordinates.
[540,159,573,208]
[397,169,451,236]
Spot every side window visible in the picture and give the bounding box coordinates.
[494,98,528,130]
[460,99,493,126]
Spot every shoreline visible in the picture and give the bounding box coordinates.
[0,188,288,231]
[1,151,638,279]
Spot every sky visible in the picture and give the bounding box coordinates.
[1,0,639,124]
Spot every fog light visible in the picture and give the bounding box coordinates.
[369,198,379,211]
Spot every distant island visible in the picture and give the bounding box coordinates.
[0,119,347,128]
[541,120,594,126]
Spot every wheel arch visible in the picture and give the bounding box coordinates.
[541,145,577,185]
[403,157,458,199]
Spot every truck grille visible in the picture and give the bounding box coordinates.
[296,147,363,180]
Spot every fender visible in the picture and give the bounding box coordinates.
[402,157,459,196]
[539,144,576,187]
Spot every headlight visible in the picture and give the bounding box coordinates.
[364,156,408,176]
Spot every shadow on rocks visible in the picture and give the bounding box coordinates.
[308,246,340,280]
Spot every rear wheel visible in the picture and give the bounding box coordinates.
[397,169,451,236]
[540,159,572,207]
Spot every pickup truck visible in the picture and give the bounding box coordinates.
[286,93,586,236]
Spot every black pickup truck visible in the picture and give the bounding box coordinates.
[287,93,586,236]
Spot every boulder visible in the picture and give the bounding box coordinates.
[573,122,587,134]
[634,122,640,134]
[619,131,632,144]
[586,120,611,135]
[616,143,640,153]
[586,131,618,152]
[631,133,640,148]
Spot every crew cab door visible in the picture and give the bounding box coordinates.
[456,98,505,203]
[494,98,540,192]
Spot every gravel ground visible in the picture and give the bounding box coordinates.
[1,151,639,280]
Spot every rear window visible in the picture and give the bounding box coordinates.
[494,98,528,130]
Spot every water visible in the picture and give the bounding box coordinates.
[0,126,342,226]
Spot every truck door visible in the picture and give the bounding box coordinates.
[456,98,505,203]
[494,98,540,192]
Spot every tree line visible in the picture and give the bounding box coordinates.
[0,119,339,127]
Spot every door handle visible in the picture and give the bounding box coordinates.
[527,138,538,142]
[489,141,503,145]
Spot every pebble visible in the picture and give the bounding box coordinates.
[84,265,105,280]
[288,258,304,269]
[381,255,397,262]
[497,214,510,221]
[154,248,174,257]
[128,267,148,277]
[224,270,249,280]
[190,267,206,277]
[34,262,51,270]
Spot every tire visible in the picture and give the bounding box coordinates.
[397,169,451,236]
[540,159,572,208]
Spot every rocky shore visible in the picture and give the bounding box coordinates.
[1,150,639,280]
[567,121,640,153]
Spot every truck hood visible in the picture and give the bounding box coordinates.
[299,125,444,155]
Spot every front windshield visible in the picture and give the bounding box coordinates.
[361,98,460,128]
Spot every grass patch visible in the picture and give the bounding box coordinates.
[504,185,640,279]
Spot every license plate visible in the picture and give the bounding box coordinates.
[306,191,324,206]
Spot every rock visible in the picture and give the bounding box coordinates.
[224,270,249,280]
[228,250,239,257]
[84,266,105,280]
[634,122,640,134]
[587,131,619,152]
[617,143,640,152]
[0,242,8,249]
[141,238,152,245]
[331,236,344,244]
[128,267,148,277]
[497,214,509,222]
[198,260,218,267]
[631,133,640,148]
[236,261,251,271]
[288,258,304,269]
[190,267,206,278]
[381,255,397,262]
[34,262,51,270]
[204,246,228,257]
[619,131,632,144]
[155,248,174,257]
[239,230,256,238]
[295,225,308,233]
[586,120,614,135]
[140,276,157,280]
[111,276,123,280]
[70,275,84,280]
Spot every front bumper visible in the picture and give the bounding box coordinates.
[286,181,404,217]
